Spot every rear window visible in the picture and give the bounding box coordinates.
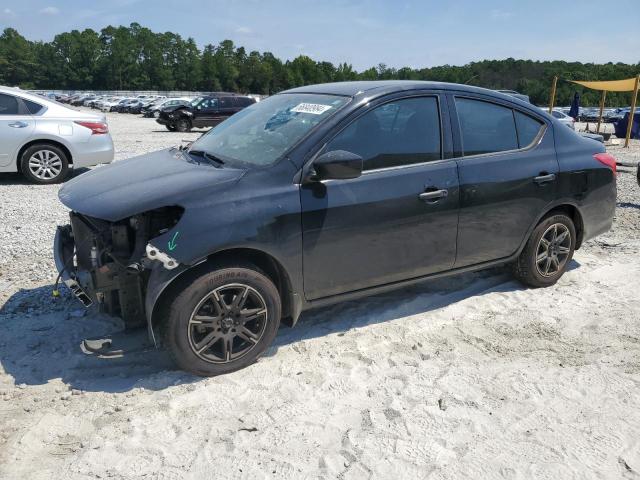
[455,97,518,156]
[24,99,44,114]
[0,94,19,115]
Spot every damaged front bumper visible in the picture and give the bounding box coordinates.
[54,225,93,308]
[53,210,183,330]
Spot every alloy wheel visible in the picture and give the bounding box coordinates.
[187,283,268,363]
[28,150,63,180]
[535,223,571,277]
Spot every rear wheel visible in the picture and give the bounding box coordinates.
[20,143,70,184]
[163,265,281,376]
[513,213,576,287]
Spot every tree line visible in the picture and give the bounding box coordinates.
[1,24,638,106]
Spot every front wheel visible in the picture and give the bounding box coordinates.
[166,124,177,132]
[513,213,576,288]
[175,118,192,132]
[164,265,281,376]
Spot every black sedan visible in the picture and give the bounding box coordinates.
[55,81,616,376]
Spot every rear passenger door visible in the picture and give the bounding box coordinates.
[449,94,557,267]
[301,93,459,300]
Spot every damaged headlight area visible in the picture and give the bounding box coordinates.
[54,206,184,328]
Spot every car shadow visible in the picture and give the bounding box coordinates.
[0,260,581,393]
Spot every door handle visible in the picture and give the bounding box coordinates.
[534,173,556,185]
[8,121,28,128]
[419,189,449,202]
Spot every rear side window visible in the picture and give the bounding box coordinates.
[326,97,441,171]
[455,98,518,156]
[515,111,545,148]
[24,99,44,114]
[0,94,19,115]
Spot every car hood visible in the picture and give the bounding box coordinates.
[58,148,245,221]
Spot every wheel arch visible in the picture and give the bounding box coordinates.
[17,139,73,167]
[149,247,297,339]
[541,203,585,249]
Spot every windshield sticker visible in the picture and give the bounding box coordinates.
[291,103,333,115]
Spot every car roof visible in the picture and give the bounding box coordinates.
[281,80,527,103]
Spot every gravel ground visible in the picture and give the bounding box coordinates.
[0,111,639,479]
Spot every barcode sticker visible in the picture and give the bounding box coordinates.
[291,103,333,115]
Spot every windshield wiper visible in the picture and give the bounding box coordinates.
[187,149,225,166]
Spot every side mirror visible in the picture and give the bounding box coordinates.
[312,150,363,181]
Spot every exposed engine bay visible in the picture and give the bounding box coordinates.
[56,207,183,328]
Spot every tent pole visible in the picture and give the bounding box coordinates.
[596,90,606,134]
[625,74,640,148]
[548,76,558,114]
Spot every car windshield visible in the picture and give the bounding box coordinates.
[188,93,349,167]
[190,97,204,107]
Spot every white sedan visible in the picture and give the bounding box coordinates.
[0,86,114,184]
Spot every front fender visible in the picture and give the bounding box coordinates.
[144,262,191,346]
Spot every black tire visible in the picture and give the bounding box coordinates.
[20,143,70,184]
[513,213,576,288]
[163,265,281,376]
[166,124,177,132]
[175,118,192,132]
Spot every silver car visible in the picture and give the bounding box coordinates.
[539,107,576,130]
[0,86,114,184]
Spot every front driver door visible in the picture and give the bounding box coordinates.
[301,94,459,300]
[193,98,220,128]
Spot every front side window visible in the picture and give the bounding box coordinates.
[515,111,545,148]
[189,93,349,167]
[198,98,218,110]
[0,94,19,115]
[455,97,518,156]
[326,96,441,171]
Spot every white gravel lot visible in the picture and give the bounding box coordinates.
[0,111,639,479]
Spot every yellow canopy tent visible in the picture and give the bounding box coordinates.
[548,75,640,147]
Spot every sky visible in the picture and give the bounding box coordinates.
[1,0,639,70]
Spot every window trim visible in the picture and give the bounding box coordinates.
[312,93,446,175]
[451,94,548,160]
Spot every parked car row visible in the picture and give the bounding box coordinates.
[552,106,634,124]
[30,91,261,133]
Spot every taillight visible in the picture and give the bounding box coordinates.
[74,121,109,135]
[594,153,617,176]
